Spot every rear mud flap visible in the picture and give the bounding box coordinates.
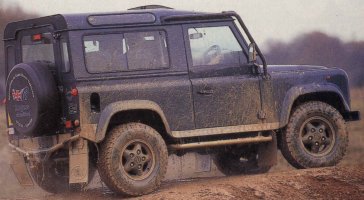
[195,154,211,172]
[69,138,89,184]
[257,132,277,168]
[10,151,34,187]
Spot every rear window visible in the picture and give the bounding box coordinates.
[21,33,55,64]
[83,31,169,73]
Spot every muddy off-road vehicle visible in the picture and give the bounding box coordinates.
[4,5,360,196]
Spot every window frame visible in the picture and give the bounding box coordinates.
[82,29,171,74]
[183,21,249,69]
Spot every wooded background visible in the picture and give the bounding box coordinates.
[1,2,363,99]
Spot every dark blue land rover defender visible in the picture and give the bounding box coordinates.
[4,5,360,196]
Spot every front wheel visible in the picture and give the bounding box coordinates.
[280,101,348,169]
[98,123,168,196]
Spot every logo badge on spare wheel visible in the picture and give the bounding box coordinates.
[12,87,30,102]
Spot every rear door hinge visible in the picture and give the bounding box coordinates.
[258,110,266,120]
[52,33,61,40]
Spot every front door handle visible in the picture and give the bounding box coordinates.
[198,89,214,95]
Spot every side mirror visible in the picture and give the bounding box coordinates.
[248,43,257,63]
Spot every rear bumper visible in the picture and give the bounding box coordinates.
[9,134,79,162]
[343,111,360,121]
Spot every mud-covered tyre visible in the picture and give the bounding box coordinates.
[98,123,168,196]
[280,101,348,169]
[214,148,271,176]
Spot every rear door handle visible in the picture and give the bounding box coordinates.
[198,89,214,95]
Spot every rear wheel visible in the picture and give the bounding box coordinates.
[28,150,96,193]
[98,123,168,196]
[280,101,348,168]
[28,157,69,193]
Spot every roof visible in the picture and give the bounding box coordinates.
[4,8,230,40]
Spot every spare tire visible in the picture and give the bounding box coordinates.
[6,62,60,136]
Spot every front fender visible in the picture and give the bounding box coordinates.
[82,100,171,143]
[279,83,350,127]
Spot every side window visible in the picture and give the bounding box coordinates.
[83,34,127,73]
[83,31,169,73]
[124,31,169,70]
[61,41,70,72]
[188,26,245,66]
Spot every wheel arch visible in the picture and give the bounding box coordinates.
[94,100,172,143]
[279,83,350,127]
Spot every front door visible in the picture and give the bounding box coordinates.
[184,22,262,129]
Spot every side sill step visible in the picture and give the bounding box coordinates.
[168,135,272,150]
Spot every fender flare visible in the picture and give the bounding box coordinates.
[279,83,350,127]
[94,100,171,142]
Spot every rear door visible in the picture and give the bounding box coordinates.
[183,21,262,129]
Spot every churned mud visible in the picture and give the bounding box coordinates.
[2,166,362,200]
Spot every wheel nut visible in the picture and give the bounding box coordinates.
[322,137,325,141]
[130,162,134,167]
[319,129,323,133]
[137,150,141,155]
[309,136,313,140]
[142,157,146,161]
[311,128,315,133]
[138,165,142,169]
[315,142,319,146]
[130,153,134,157]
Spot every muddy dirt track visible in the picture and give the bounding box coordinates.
[11,166,363,200]
[1,163,363,200]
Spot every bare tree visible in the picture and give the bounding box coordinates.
[0,0,38,99]
[265,32,364,87]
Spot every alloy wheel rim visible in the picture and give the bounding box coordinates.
[120,139,155,180]
[299,116,336,156]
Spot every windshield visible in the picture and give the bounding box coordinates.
[21,33,55,64]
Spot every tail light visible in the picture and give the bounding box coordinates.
[65,120,72,129]
[71,88,78,96]
[32,34,42,41]
[74,119,80,127]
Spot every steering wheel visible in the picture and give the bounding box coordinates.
[203,45,222,64]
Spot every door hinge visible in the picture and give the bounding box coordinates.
[52,33,61,40]
[258,110,266,120]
